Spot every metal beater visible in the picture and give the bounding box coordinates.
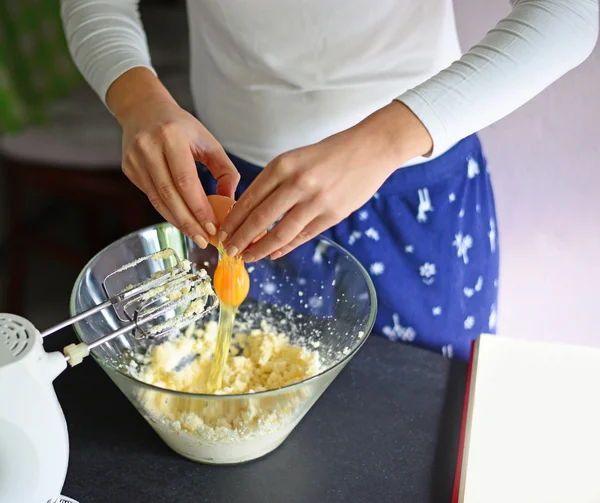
[40,248,219,366]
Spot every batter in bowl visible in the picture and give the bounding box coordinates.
[131,320,322,463]
[140,320,320,395]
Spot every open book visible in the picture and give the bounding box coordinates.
[453,335,600,503]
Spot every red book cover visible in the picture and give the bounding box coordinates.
[451,340,477,503]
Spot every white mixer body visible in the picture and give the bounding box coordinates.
[0,314,69,503]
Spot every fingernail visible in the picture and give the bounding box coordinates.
[192,234,208,249]
[226,245,238,257]
[204,222,217,236]
[243,253,255,263]
[271,251,282,260]
[218,230,228,244]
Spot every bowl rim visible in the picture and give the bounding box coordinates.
[70,222,378,401]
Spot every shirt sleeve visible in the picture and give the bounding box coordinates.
[396,0,599,157]
[60,0,156,104]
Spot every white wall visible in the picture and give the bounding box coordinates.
[454,1,600,347]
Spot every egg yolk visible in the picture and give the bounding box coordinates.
[213,254,250,307]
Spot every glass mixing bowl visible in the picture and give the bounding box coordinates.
[70,223,377,464]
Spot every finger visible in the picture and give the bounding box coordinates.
[219,158,288,242]
[203,147,240,199]
[164,136,218,237]
[224,184,301,256]
[270,214,335,260]
[140,143,209,249]
[122,157,177,225]
[241,201,320,262]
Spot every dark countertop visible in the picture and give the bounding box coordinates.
[51,334,467,503]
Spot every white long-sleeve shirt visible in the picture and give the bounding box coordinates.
[61,0,598,167]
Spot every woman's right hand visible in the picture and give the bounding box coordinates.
[107,68,240,249]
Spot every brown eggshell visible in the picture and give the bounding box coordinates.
[206,194,267,248]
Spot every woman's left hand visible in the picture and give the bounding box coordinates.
[218,101,433,262]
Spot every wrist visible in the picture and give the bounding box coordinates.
[355,101,433,175]
[106,67,177,125]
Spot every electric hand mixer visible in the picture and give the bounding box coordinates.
[0,248,218,503]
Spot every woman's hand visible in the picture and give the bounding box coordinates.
[219,101,433,261]
[108,68,240,249]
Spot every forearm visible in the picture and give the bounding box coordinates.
[106,67,176,124]
[60,0,156,105]
[396,0,599,156]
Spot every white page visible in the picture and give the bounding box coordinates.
[461,335,600,503]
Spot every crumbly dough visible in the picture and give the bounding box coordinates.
[133,320,321,463]
[140,320,320,395]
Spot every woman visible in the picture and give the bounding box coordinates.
[61,0,597,360]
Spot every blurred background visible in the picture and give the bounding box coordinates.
[0,0,598,349]
[0,0,189,331]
